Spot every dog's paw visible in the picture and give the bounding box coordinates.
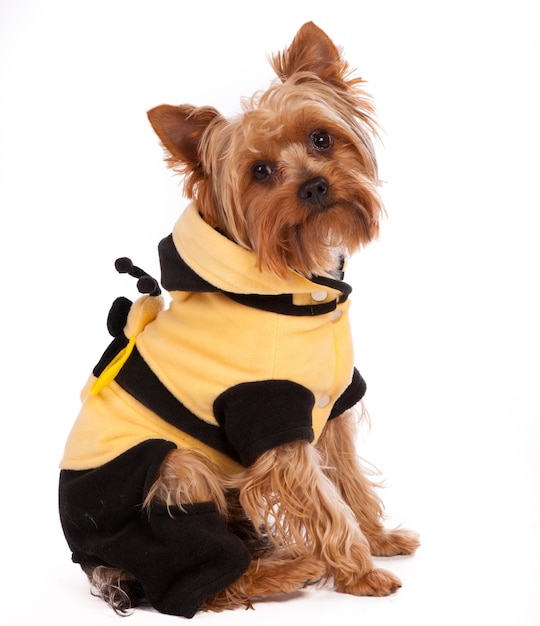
[206,553,325,608]
[250,553,325,593]
[337,568,402,597]
[369,528,420,557]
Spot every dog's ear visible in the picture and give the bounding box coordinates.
[147,104,222,169]
[271,21,348,87]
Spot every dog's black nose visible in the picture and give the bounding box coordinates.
[298,177,329,205]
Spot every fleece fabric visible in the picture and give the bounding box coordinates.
[58,201,367,616]
[61,202,366,473]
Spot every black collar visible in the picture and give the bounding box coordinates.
[158,234,352,317]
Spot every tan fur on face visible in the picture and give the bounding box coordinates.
[196,83,384,278]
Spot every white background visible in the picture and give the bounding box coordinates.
[1,0,539,623]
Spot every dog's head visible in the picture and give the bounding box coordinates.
[148,22,383,279]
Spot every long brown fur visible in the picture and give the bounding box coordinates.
[148,23,383,280]
[87,21,419,615]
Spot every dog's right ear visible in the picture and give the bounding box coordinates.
[147,104,222,169]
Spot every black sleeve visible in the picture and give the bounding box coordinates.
[329,368,367,419]
[213,380,316,466]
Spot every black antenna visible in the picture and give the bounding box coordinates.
[114,257,162,296]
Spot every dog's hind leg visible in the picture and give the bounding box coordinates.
[67,446,253,617]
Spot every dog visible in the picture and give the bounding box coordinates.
[59,21,419,618]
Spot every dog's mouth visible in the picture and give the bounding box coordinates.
[307,200,336,215]
[297,179,372,225]
[300,196,378,245]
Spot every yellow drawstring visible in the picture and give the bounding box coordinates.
[90,335,136,396]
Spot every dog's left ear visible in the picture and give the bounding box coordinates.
[147,104,222,170]
[271,21,348,87]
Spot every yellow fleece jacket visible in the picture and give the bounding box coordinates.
[61,203,364,474]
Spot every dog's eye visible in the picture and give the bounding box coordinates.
[252,162,274,182]
[310,130,333,151]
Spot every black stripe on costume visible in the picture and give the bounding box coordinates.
[114,347,241,463]
[224,293,340,316]
[224,272,352,315]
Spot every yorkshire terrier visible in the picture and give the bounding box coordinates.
[59,22,419,618]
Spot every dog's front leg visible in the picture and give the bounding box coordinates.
[237,440,402,597]
[317,410,420,557]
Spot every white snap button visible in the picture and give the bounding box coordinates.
[318,395,331,408]
[331,310,342,322]
[311,290,327,302]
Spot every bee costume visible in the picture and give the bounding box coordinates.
[59,202,367,618]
